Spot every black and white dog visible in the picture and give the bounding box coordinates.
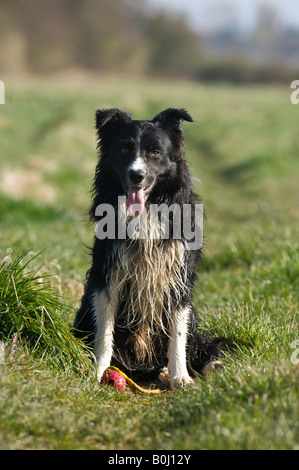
[74,108,222,387]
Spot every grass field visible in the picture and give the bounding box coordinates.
[0,75,298,450]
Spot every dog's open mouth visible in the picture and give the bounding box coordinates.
[126,184,154,217]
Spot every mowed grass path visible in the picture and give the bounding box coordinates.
[0,76,298,449]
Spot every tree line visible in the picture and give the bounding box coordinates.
[0,0,297,83]
[0,0,200,77]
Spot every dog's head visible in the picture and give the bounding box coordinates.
[95,108,193,216]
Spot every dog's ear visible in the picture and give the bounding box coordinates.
[95,108,132,131]
[152,108,194,140]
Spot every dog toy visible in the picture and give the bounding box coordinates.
[100,369,127,391]
[101,366,164,395]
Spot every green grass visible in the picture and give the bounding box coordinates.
[0,251,93,376]
[0,76,298,450]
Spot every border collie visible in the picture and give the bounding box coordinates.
[74,108,222,387]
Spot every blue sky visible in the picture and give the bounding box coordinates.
[148,0,299,33]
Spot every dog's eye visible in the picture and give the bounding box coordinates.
[121,147,129,154]
[150,150,160,157]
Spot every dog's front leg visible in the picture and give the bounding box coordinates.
[168,305,194,387]
[93,289,118,383]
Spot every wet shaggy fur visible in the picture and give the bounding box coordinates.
[73,107,222,386]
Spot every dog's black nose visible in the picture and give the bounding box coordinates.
[128,169,146,185]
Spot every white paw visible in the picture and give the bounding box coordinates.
[159,366,194,387]
[170,373,194,388]
[158,367,170,384]
[97,363,110,383]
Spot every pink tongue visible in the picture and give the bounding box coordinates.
[126,186,145,216]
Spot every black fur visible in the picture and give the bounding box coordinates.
[74,108,222,381]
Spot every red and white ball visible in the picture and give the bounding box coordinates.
[100,370,126,392]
